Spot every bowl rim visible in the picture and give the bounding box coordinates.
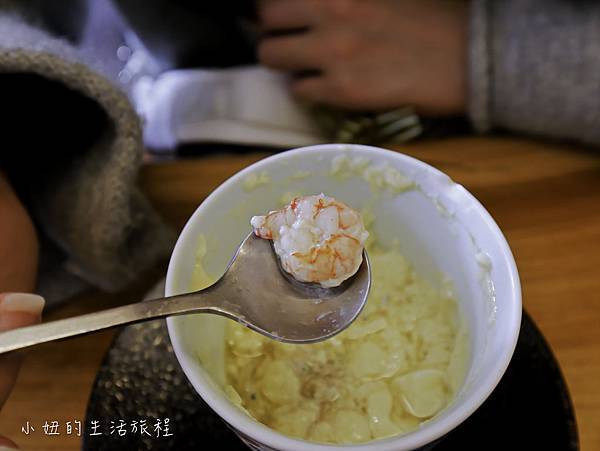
[166,143,522,451]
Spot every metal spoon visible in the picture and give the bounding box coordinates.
[0,232,371,354]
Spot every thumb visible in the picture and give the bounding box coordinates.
[0,293,45,449]
[0,436,18,449]
[0,293,44,332]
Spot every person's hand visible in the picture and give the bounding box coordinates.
[0,293,45,449]
[257,0,468,115]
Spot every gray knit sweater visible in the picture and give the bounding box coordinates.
[469,0,600,144]
[0,0,176,303]
[0,0,598,301]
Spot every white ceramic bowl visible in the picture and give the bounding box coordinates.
[166,144,522,451]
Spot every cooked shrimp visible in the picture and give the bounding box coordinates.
[251,194,369,287]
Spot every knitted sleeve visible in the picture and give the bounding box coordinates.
[468,0,600,145]
[0,1,175,302]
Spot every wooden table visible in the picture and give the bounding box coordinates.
[0,136,598,450]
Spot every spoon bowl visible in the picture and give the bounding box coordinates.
[218,232,371,343]
[0,233,370,355]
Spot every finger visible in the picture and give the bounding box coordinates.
[0,293,44,332]
[259,34,323,71]
[0,293,44,407]
[0,435,18,449]
[258,0,320,32]
[291,75,332,103]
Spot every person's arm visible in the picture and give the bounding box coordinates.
[0,172,38,293]
[257,0,468,115]
[469,0,600,145]
[0,171,45,449]
[0,1,175,303]
[258,0,600,146]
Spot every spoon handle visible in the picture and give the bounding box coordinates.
[0,289,222,355]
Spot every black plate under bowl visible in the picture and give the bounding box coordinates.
[83,308,578,451]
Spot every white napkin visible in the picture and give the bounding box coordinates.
[131,66,326,151]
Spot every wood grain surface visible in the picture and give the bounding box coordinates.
[1,136,598,450]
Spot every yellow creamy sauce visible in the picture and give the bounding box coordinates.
[191,239,469,444]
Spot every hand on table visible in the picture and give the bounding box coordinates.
[258,0,468,115]
[0,294,45,449]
